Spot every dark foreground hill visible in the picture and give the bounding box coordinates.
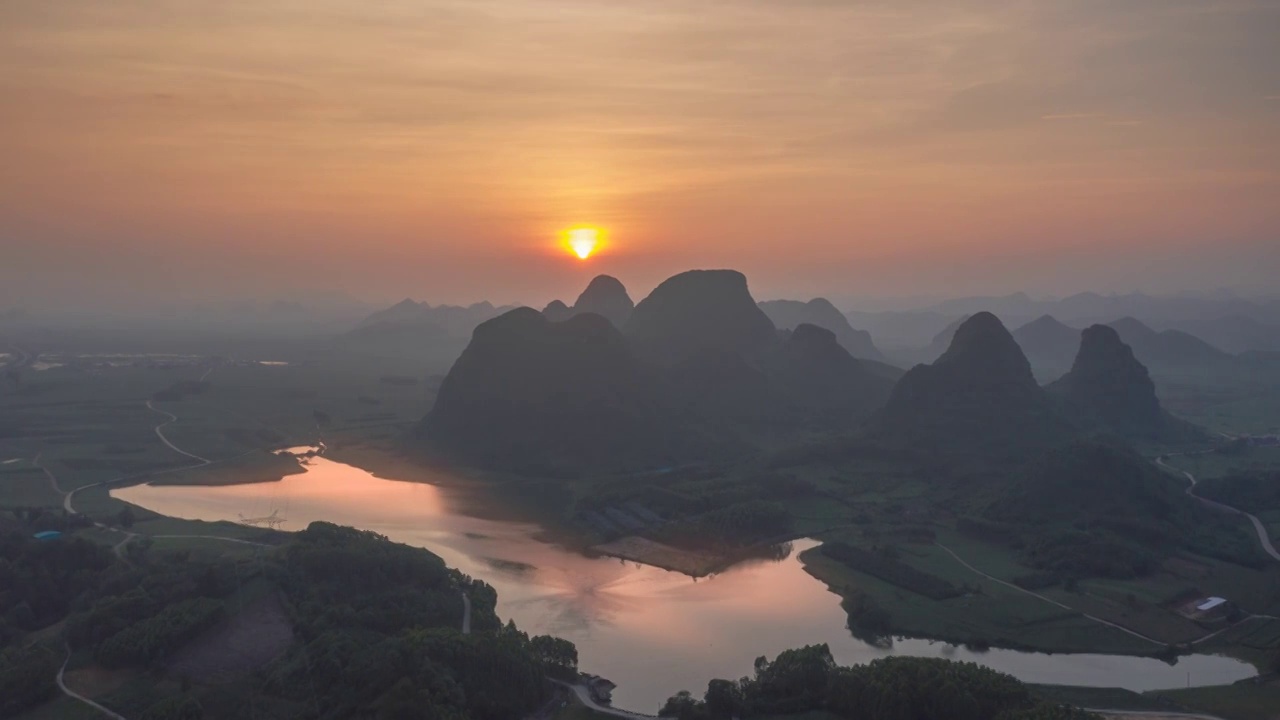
[1048,324,1203,442]
[759,298,886,361]
[869,312,1074,461]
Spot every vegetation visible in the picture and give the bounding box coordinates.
[1198,469,1280,514]
[658,646,1099,720]
[0,530,115,644]
[0,516,577,720]
[818,542,962,600]
[661,501,793,550]
[0,644,61,717]
[1152,682,1280,720]
[982,440,1265,577]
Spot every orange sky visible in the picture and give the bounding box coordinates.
[1,0,1277,308]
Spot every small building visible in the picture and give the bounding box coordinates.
[32,530,63,541]
[1197,596,1228,612]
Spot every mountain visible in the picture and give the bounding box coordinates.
[766,324,895,421]
[541,299,573,322]
[1011,315,1080,380]
[356,300,510,338]
[1176,314,1280,354]
[1106,317,1233,373]
[420,308,685,474]
[1048,325,1201,442]
[356,298,429,327]
[870,312,1074,461]
[423,270,906,473]
[625,270,776,366]
[920,314,970,363]
[573,275,634,328]
[758,299,886,361]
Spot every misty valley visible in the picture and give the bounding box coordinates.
[3,272,1280,720]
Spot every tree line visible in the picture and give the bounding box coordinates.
[658,645,1099,720]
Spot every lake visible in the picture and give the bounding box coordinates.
[113,451,1258,713]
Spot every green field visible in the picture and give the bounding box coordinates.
[1151,681,1280,720]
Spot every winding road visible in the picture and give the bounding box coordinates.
[33,396,274,720]
[57,646,127,720]
[146,400,212,464]
[1156,455,1280,562]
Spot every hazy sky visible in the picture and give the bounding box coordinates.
[2,0,1278,309]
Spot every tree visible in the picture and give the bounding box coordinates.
[658,690,706,720]
[118,507,136,529]
[704,678,743,720]
[529,635,577,679]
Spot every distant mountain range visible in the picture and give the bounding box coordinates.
[1008,315,1235,379]
[758,299,885,361]
[355,300,513,339]
[858,291,1280,357]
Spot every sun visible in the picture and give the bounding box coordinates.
[565,227,601,259]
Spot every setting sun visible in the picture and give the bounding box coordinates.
[566,227,601,259]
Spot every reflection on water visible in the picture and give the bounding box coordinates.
[114,454,1258,713]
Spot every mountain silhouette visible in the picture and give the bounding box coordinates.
[1011,315,1081,379]
[625,270,776,366]
[574,275,634,328]
[541,299,573,322]
[358,298,430,328]
[422,270,914,472]
[920,314,970,363]
[1048,324,1202,441]
[870,312,1073,460]
[356,299,510,338]
[420,308,686,474]
[1106,317,1232,373]
[759,299,886,361]
[767,324,895,421]
[540,275,635,328]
